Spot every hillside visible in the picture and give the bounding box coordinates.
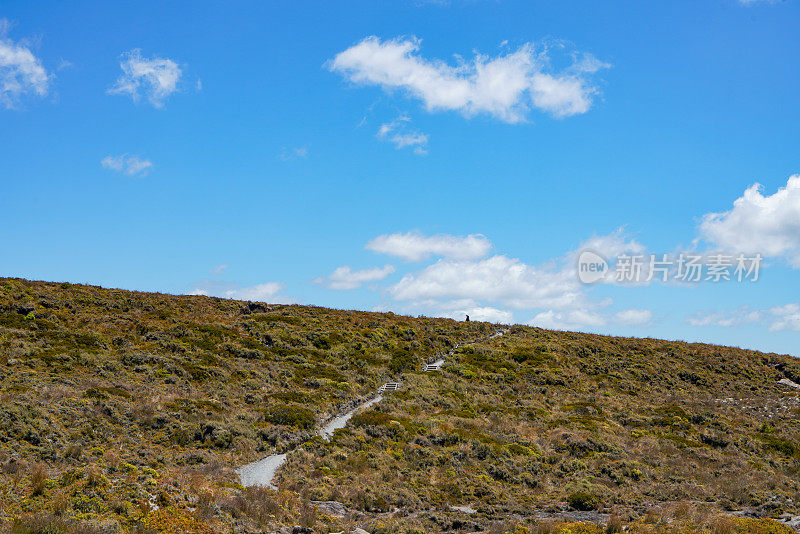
[0,277,799,534]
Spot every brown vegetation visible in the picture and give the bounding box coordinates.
[0,277,798,533]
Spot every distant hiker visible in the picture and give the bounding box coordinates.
[465,315,470,322]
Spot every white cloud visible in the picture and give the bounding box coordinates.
[366,231,492,261]
[615,308,653,326]
[314,265,395,290]
[386,229,645,310]
[528,309,606,331]
[108,49,182,108]
[101,154,153,176]
[0,20,51,109]
[700,175,800,267]
[456,306,513,324]
[377,229,653,332]
[377,115,429,154]
[769,304,800,332]
[432,299,513,323]
[211,264,228,276]
[390,254,587,310]
[577,229,647,262]
[391,132,428,151]
[329,36,608,123]
[225,283,285,302]
[686,308,760,328]
[571,228,658,286]
[528,307,653,331]
[188,280,292,304]
[278,146,309,161]
[686,303,800,332]
[381,298,514,324]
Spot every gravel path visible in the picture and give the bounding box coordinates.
[237,328,510,488]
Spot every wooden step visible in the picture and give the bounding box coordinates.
[423,359,445,372]
[378,382,401,393]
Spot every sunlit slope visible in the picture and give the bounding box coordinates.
[0,277,798,532]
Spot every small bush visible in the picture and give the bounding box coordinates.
[711,516,737,534]
[223,486,281,522]
[512,345,549,364]
[268,391,314,404]
[388,348,415,373]
[568,491,599,511]
[64,444,82,460]
[760,434,797,458]
[29,464,47,497]
[262,404,315,429]
[606,514,623,534]
[251,314,301,325]
[10,515,112,534]
[351,409,392,428]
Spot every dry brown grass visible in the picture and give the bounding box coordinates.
[28,463,47,497]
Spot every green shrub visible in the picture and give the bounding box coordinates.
[512,345,549,364]
[268,391,314,404]
[0,313,33,330]
[351,409,392,428]
[759,434,797,457]
[83,386,132,400]
[251,314,301,325]
[507,442,539,456]
[262,404,315,429]
[180,362,217,381]
[295,363,346,382]
[568,491,599,511]
[388,349,415,373]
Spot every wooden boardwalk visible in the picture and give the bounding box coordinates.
[422,359,445,372]
[419,329,508,373]
[378,382,402,394]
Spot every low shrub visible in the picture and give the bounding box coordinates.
[262,404,315,429]
[568,491,599,511]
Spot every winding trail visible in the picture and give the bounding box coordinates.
[236,395,383,488]
[237,453,288,489]
[424,327,510,367]
[237,327,510,489]
[320,395,383,439]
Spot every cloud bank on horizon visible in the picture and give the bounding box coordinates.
[190,173,800,337]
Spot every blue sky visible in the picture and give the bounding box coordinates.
[1,0,799,356]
